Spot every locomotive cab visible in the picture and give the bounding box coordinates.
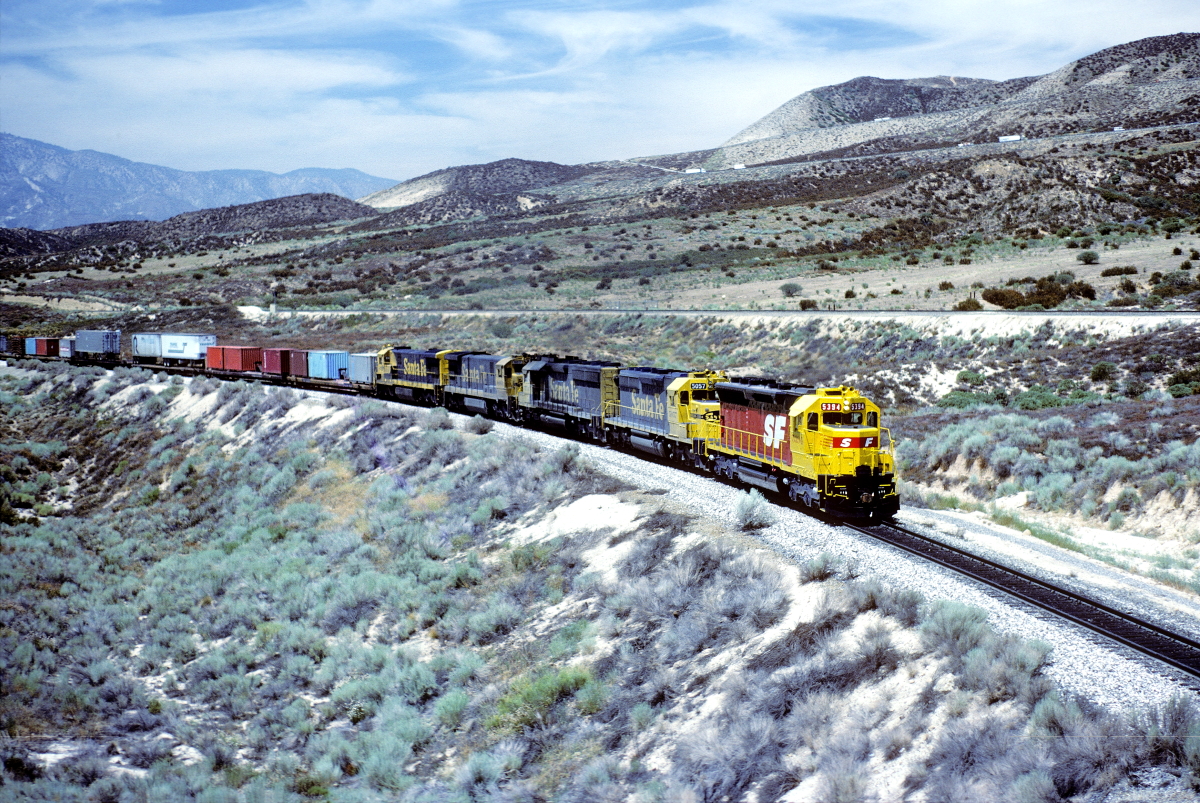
[793,387,898,518]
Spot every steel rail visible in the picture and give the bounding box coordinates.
[844,520,1200,683]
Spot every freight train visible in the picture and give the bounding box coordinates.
[2,329,900,520]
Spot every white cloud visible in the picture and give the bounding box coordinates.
[2,0,1197,181]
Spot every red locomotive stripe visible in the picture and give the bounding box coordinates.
[828,435,878,449]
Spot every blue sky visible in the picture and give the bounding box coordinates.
[2,1,1197,182]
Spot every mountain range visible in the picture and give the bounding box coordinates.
[2,33,1198,234]
[0,133,396,230]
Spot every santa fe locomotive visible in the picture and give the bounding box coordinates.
[5,331,900,520]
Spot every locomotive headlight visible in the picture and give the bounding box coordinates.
[860,492,873,504]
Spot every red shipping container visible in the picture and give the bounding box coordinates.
[221,346,262,373]
[720,403,794,466]
[35,338,60,357]
[263,348,291,375]
[206,346,225,370]
[288,349,309,378]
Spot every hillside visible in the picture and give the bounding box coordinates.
[358,157,598,210]
[2,361,1197,801]
[716,32,1200,167]
[0,133,396,230]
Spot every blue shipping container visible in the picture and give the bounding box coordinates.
[308,350,349,380]
[348,353,377,384]
[26,337,37,355]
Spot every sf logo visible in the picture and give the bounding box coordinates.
[762,414,787,449]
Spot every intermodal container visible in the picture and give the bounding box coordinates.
[308,350,349,380]
[25,337,37,355]
[161,334,216,362]
[219,346,262,373]
[59,338,76,358]
[0,335,7,354]
[132,333,162,359]
[263,348,291,375]
[348,352,377,385]
[75,330,122,355]
[206,346,225,371]
[34,338,59,357]
[288,350,309,378]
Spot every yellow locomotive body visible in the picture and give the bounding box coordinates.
[707,381,898,519]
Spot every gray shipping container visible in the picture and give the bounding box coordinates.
[75,329,122,355]
[0,335,7,354]
[59,338,76,358]
[348,352,377,385]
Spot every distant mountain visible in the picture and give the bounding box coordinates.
[359,157,597,210]
[713,32,1200,166]
[0,133,397,230]
[0,193,377,257]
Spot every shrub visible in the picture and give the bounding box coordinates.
[1090,362,1116,382]
[1100,266,1138,277]
[735,490,776,530]
[981,288,1025,309]
[844,289,857,299]
[1011,385,1063,410]
[956,370,985,386]
[954,298,983,311]
[938,281,954,291]
[434,689,470,728]
[486,666,591,734]
[1076,250,1099,265]
[780,283,801,298]
[800,299,818,310]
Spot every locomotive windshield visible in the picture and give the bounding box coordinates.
[823,412,864,427]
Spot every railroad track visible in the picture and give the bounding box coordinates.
[844,520,1200,684]
[13,352,1200,684]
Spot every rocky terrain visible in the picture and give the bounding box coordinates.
[0,133,396,230]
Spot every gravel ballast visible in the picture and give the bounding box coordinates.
[488,419,1198,713]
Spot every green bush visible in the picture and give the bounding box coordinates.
[1011,385,1063,410]
[954,298,983,311]
[485,666,591,734]
[1076,250,1099,265]
[1100,266,1138,277]
[1090,361,1116,382]
[780,282,801,298]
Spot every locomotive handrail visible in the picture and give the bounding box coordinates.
[718,421,790,466]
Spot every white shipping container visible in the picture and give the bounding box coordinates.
[348,352,377,384]
[132,332,216,361]
[162,334,217,361]
[998,134,1022,143]
[132,333,162,358]
[59,338,75,358]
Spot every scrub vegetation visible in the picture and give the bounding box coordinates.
[2,362,1199,801]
